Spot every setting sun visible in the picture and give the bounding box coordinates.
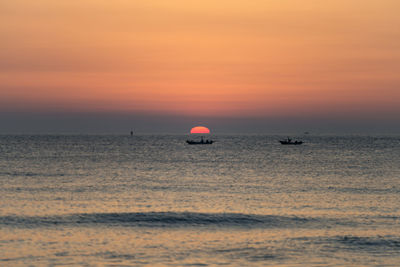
[190,126,210,134]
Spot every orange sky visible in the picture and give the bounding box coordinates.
[1,0,400,119]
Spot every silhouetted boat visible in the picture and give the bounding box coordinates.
[186,140,214,145]
[279,138,303,145]
[186,136,214,145]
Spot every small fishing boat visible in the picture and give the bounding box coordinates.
[279,138,303,145]
[186,136,214,145]
[186,140,214,145]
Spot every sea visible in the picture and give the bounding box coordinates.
[0,134,399,266]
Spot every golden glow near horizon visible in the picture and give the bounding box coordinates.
[1,0,399,118]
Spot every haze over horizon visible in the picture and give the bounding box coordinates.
[1,111,399,135]
[1,0,399,134]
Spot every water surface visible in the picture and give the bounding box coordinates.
[0,135,399,266]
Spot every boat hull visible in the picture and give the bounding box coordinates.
[279,141,303,145]
[186,140,214,145]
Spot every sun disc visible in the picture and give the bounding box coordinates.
[190,126,210,134]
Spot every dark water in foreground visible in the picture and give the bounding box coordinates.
[0,135,399,266]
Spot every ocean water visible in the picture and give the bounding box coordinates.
[0,134,399,266]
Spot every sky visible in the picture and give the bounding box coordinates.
[1,0,400,134]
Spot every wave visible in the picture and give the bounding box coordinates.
[326,186,400,194]
[0,212,351,229]
[338,235,400,249]
[0,171,66,177]
[322,235,400,254]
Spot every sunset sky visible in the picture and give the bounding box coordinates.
[1,0,399,133]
